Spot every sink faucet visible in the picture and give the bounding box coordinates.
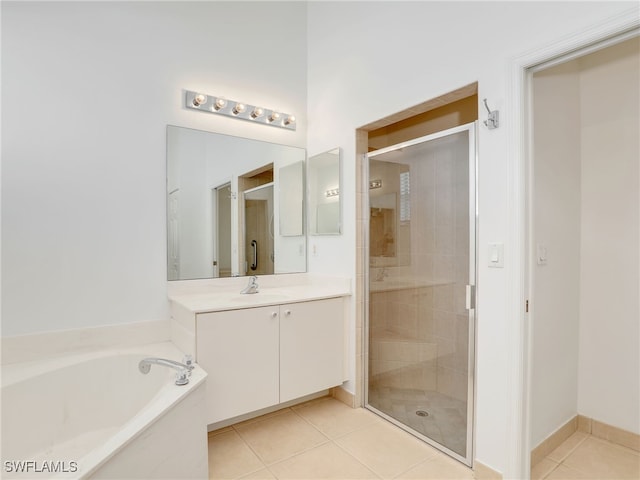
[138,356,194,386]
[240,275,259,294]
[375,267,389,282]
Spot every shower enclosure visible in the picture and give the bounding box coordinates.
[365,122,477,466]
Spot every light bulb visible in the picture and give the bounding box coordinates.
[232,103,246,115]
[251,107,264,119]
[268,112,281,123]
[192,94,207,107]
[214,98,227,111]
[284,115,296,126]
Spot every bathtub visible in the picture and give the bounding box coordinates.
[1,342,208,479]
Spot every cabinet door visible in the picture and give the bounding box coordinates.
[280,298,345,403]
[197,306,279,424]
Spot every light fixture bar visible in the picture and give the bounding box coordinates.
[185,90,296,131]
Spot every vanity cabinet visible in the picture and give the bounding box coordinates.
[196,297,345,425]
[196,305,280,424]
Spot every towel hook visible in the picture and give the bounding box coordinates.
[483,98,499,130]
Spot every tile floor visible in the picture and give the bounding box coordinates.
[368,386,467,457]
[208,395,640,480]
[207,396,475,480]
[531,430,640,480]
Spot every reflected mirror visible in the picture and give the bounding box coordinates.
[369,158,411,267]
[308,148,341,235]
[167,125,306,280]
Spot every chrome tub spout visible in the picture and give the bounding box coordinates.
[138,356,194,386]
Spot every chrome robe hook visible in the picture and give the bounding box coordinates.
[483,98,499,130]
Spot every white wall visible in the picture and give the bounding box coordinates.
[1,1,307,336]
[305,1,637,474]
[578,38,640,435]
[531,37,640,446]
[531,62,582,448]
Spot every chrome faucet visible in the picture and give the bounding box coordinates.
[375,267,389,282]
[138,356,194,386]
[240,275,259,294]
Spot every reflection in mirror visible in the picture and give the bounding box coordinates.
[368,159,411,267]
[279,161,304,236]
[370,193,396,257]
[244,183,274,275]
[308,148,341,235]
[166,125,306,280]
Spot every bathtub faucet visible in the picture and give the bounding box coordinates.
[240,275,259,294]
[138,356,194,386]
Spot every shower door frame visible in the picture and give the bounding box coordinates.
[363,121,478,467]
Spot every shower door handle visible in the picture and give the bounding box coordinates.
[466,285,476,311]
[250,240,258,271]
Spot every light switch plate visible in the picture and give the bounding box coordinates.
[537,244,548,265]
[488,243,504,268]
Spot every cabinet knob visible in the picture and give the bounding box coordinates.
[284,310,291,316]
[271,312,278,318]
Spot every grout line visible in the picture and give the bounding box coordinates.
[262,439,333,468]
[330,436,384,480]
[391,456,438,480]
[227,426,269,477]
[540,460,562,480]
[551,432,590,463]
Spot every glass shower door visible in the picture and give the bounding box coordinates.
[366,122,476,466]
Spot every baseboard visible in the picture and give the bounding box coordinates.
[531,416,578,467]
[473,460,503,480]
[578,415,639,452]
[532,415,639,467]
[331,385,355,408]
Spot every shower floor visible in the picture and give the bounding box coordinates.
[367,385,467,457]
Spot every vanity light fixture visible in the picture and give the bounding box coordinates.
[250,107,264,119]
[192,94,207,107]
[325,188,340,198]
[185,90,296,130]
[232,102,247,115]
[370,179,383,189]
[213,98,227,111]
[268,111,281,123]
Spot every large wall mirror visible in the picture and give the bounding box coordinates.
[308,148,341,235]
[167,125,306,280]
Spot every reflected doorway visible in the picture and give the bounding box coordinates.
[214,183,232,278]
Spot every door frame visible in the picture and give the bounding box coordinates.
[363,121,478,467]
[505,9,639,479]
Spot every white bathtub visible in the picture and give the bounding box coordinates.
[1,342,208,479]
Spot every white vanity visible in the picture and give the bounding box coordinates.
[168,274,350,426]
